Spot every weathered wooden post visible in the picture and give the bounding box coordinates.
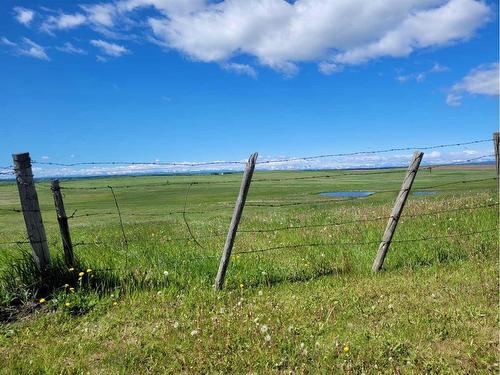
[372,151,424,272]
[493,132,499,176]
[51,179,75,267]
[12,152,51,270]
[215,152,258,290]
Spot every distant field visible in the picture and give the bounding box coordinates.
[0,167,498,374]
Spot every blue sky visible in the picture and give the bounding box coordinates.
[0,0,498,176]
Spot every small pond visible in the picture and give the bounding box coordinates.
[319,191,374,198]
[413,191,438,196]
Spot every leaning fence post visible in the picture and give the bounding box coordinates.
[12,152,51,271]
[493,132,499,176]
[372,151,424,272]
[214,152,258,290]
[51,179,75,267]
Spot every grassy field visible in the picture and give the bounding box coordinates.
[0,166,498,374]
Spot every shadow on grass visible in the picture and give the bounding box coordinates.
[234,266,353,291]
[0,251,163,323]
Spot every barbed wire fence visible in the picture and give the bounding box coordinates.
[0,134,498,289]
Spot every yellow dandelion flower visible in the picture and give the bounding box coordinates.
[78,272,85,277]
[86,268,92,273]
[65,302,70,307]
[240,284,244,289]
[343,345,350,353]
[113,301,118,306]
[39,298,46,303]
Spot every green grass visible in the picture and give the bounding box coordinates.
[0,167,498,373]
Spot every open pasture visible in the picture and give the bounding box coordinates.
[0,166,498,373]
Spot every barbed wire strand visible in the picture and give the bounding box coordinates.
[235,228,497,255]
[108,186,130,268]
[51,161,495,192]
[32,160,246,167]
[238,202,499,233]
[255,139,493,165]
[58,201,498,245]
[424,154,495,168]
[182,182,205,249]
[27,138,492,168]
[243,177,498,208]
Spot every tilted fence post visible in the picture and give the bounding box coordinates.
[12,152,51,271]
[372,151,424,272]
[215,152,258,290]
[493,132,499,177]
[51,179,75,267]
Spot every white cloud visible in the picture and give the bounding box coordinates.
[430,63,449,73]
[146,0,490,73]
[18,38,50,61]
[222,63,257,78]
[396,62,449,83]
[1,37,17,47]
[91,39,130,57]
[96,55,108,62]
[396,75,409,82]
[14,7,35,26]
[41,13,87,33]
[56,42,87,55]
[446,93,462,106]
[452,62,499,96]
[30,0,492,74]
[81,3,116,27]
[446,62,499,105]
[335,0,490,64]
[117,0,205,15]
[318,62,342,75]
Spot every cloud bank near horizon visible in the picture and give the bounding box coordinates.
[0,148,493,179]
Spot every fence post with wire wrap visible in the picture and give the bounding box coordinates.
[215,152,258,291]
[372,151,424,272]
[493,132,499,176]
[12,152,51,271]
[51,179,75,267]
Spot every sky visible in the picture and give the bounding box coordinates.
[0,0,498,177]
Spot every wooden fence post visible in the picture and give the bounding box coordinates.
[493,132,499,176]
[214,152,258,290]
[51,179,75,267]
[372,151,424,272]
[12,152,51,271]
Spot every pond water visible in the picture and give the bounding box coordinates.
[413,191,438,196]
[319,191,374,198]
